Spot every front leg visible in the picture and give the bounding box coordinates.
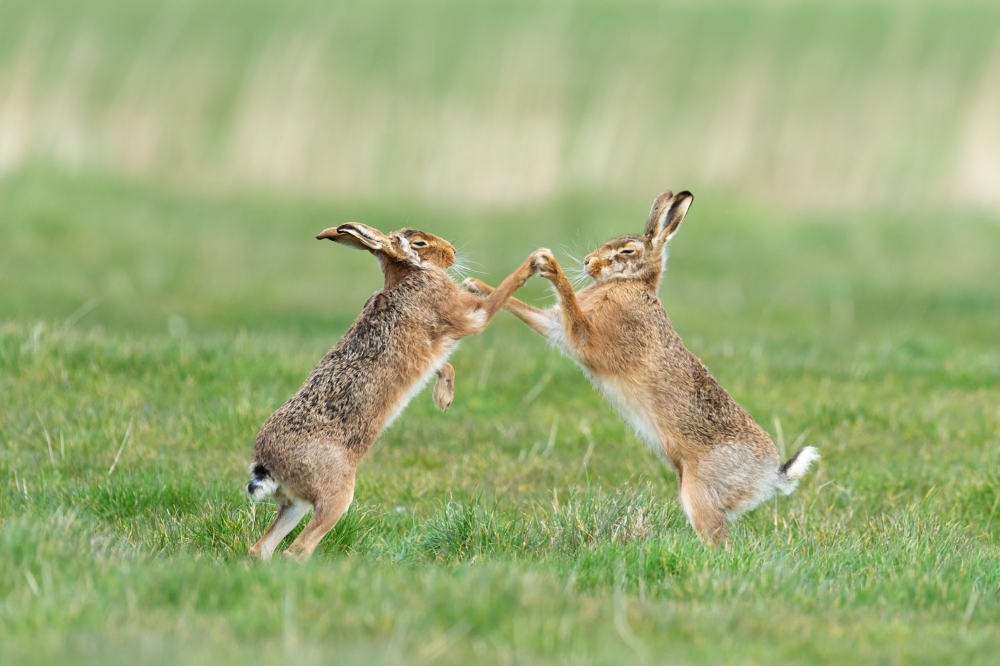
[532,249,591,349]
[463,278,557,339]
[480,254,538,320]
[432,362,455,411]
[460,254,537,332]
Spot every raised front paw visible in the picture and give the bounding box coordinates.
[433,363,455,412]
[462,277,492,296]
[532,248,558,278]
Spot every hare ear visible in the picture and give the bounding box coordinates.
[316,226,361,250]
[644,190,674,238]
[316,223,386,252]
[651,191,693,247]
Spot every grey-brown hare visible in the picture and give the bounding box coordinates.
[465,192,819,544]
[247,223,536,561]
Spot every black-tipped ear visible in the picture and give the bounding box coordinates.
[319,222,387,252]
[644,190,674,238]
[653,191,693,246]
[316,226,368,251]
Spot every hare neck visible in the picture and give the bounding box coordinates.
[378,257,420,291]
[588,273,659,297]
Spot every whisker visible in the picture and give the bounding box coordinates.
[555,243,593,289]
[447,256,486,282]
[447,242,484,282]
[456,257,485,268]
[448,265,470,281]
[568,268,591,289]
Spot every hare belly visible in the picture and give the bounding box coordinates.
[380,340,458,431]
[539,308,580,359]
[590,375,665,458]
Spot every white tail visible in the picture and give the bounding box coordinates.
[246,463,278,502]
[777,446,821,495]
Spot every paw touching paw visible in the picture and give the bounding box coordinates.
[532,249,558,278]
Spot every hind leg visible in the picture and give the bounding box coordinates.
[679,475,728,545]
[283,474,356,562]
[249,498,311,561]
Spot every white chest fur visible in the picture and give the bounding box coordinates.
[589,374,665,457]
[381,339,458,431]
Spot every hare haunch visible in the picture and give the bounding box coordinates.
[246,223,536,561]
[466,192,819,544]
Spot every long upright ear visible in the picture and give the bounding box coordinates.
[643,190,674,238]
[650,191,693,248]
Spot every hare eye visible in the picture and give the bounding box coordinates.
[619,248,635,255]
[412,240,428,248]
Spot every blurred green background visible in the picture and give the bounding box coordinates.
[2,1,999,664]
[3,0,1000,208]
[1,0,999,338]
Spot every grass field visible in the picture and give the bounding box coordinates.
[3,0,1000,664]
[3,168,999,664]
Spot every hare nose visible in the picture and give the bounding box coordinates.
[584,257,594,266]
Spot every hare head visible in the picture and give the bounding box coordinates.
[582,191,693,285]
[317,223,456,270]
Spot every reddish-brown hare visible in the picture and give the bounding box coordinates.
[247,223,536,561]
[466,192,819,544]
